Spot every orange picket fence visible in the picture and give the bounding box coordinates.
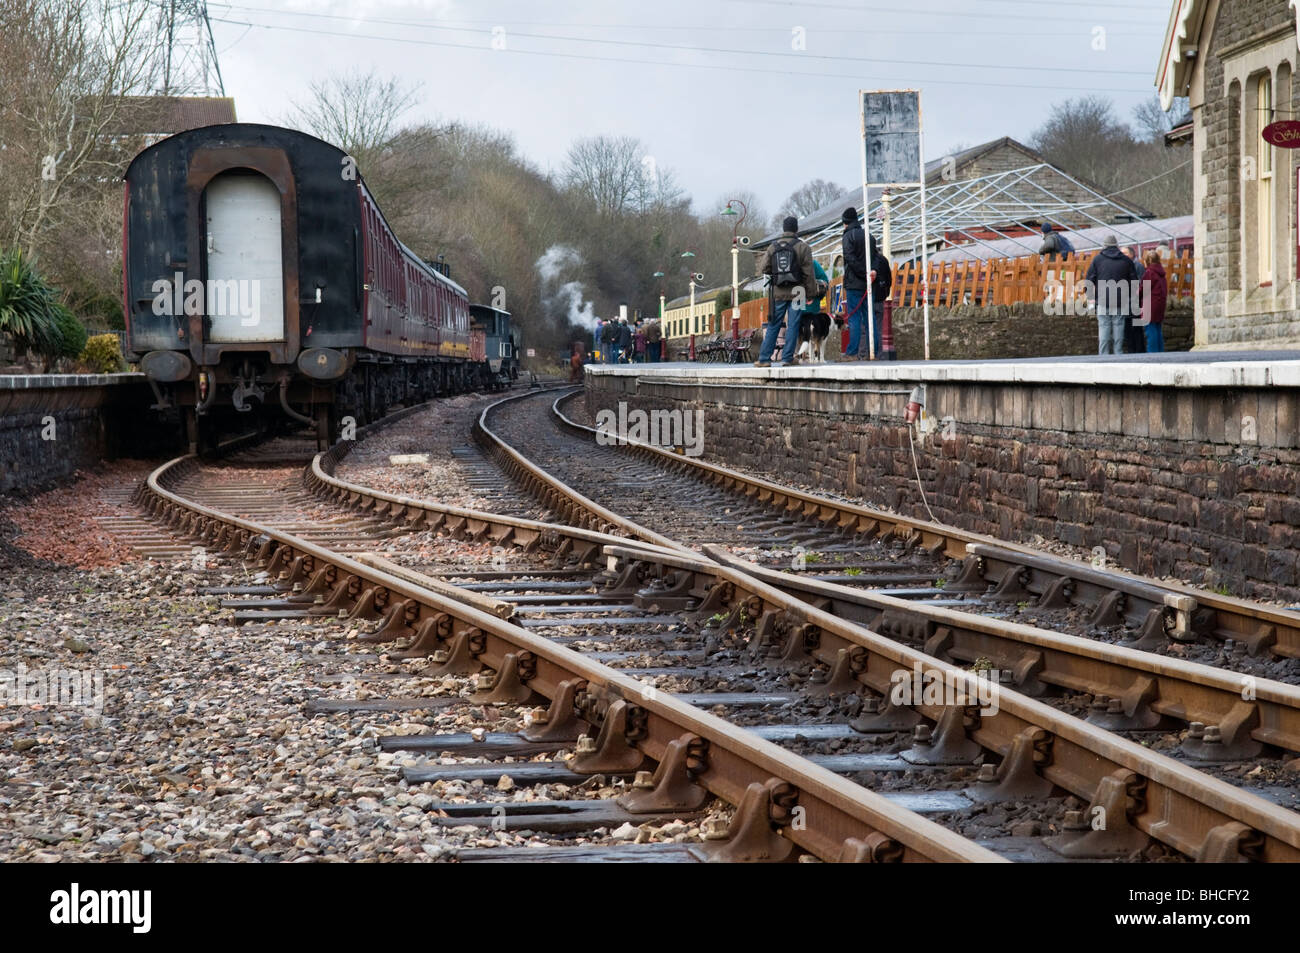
[712,249,1193,332]
[890,249,1194,308]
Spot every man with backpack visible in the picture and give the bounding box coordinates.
[755,215,820,367]
[1038,223,1074,260]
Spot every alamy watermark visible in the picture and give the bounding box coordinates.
[1042,275,1151,323]
[595,401,704,456]
[0,663,104,714]
[889,662,1001,716]
[151,272,261,327]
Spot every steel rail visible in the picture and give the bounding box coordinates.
[702,546,1300,757]
[308,437,683,570]
[550,389,1300,660]
[136,453,1000,863]
[474,389,691,555]
[596,543,1300,862]
[314,431,1300,763]
[307,423,1300,861]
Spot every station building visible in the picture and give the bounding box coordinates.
[1159,0,1300,347]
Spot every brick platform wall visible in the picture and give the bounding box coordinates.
[0,375,156,495]
[585,373,1300,602]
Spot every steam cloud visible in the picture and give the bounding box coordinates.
[535,244,597,333]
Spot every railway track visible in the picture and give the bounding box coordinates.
[303,384,1300,860]
[97,387,1300,861]
[133,453,1002,862]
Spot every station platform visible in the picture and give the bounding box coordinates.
[585,351,1300,388]
[582,352,1300,602]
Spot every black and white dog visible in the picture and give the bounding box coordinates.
[796,310,833,364]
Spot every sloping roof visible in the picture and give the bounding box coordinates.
[1156,1,1212,109]
[108,96,237,136]
[758,136,1153,248]
[1165,115,1193,145]
[922,215,1193,263]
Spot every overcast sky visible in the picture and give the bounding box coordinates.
[207,0,1174,220]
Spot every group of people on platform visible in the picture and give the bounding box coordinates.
[1075,231,1169,355]
[593,316,663,364]
[753,209,892,367]
[593,217,1171,369]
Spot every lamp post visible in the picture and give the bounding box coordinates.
[653,270,666,361]
[680,249,703,358]
[721,199,748,342]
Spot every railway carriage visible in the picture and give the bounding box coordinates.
[123,123,490,450]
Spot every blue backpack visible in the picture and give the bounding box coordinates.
[1056,232,1075,255]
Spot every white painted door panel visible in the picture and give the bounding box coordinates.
[204,173,285,342]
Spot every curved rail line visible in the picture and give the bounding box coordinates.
[133,453,1000,863]
[362,386,1300,861]
[547,388,1300,661]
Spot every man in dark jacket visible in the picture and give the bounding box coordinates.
[604,319,622,363]
[1039,223,1062,259]
[1124,246,1146,354]
[616,317,633,363]
[1084,235,1137,355]
[868,233,892,358]
[840,207,868,360]
[755,215,820,367]
[645,319,662,362]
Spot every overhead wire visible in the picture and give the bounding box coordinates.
[206,14,1159,92]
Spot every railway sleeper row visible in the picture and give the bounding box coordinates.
[544,389,1300,661]
[135,457,997,863]
[142,454,1300,861]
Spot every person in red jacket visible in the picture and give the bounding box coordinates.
[1141,249,1168,353]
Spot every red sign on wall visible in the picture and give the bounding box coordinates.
[1264,120,1300,147]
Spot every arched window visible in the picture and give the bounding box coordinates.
[1258,72,1275,285]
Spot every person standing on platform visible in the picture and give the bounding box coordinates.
[1085,235,1136,355]
[869,233,892,358]
[754,215,818,367]
[633,323,647,363]
[839,207,868,361]
[600,319,617,363]
[645,319,662,362]
[1125,246,1146,354]
[1141,249,1167,353]
[616,317,632,363]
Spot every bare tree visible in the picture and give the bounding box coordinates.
[1,0,159,247]
[0,0,162,324]
[284,71,421,167]
[1133,95,1189,143]
[771,178,846,230]
[1030,96,1136,189]
[562,135,648,216]
[1031,95,1191,218]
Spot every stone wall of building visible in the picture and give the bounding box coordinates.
[586,369,1300,602]
[1197,0,1300,347]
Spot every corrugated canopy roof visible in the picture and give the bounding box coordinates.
[756,136,1153,249]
